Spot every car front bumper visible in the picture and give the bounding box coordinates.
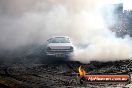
[46,51,73,57]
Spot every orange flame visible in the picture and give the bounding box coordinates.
[78,66,86,76]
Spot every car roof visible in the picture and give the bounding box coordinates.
[51,36,70,38]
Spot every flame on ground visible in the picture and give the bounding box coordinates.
[78,66,86,76]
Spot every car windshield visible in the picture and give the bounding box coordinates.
[48,37,70,43]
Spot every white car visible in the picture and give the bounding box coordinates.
[45,36,74,57]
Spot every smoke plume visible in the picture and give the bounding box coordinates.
[0,0,131,63]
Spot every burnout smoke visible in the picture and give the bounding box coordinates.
[0,0,131,63]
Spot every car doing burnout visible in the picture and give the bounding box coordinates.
[45,36,74,57]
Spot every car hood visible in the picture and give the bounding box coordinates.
[48,43,73,49]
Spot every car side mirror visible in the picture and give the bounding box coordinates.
[47,38,53,43]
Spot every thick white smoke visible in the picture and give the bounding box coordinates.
[0,0,131,62]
